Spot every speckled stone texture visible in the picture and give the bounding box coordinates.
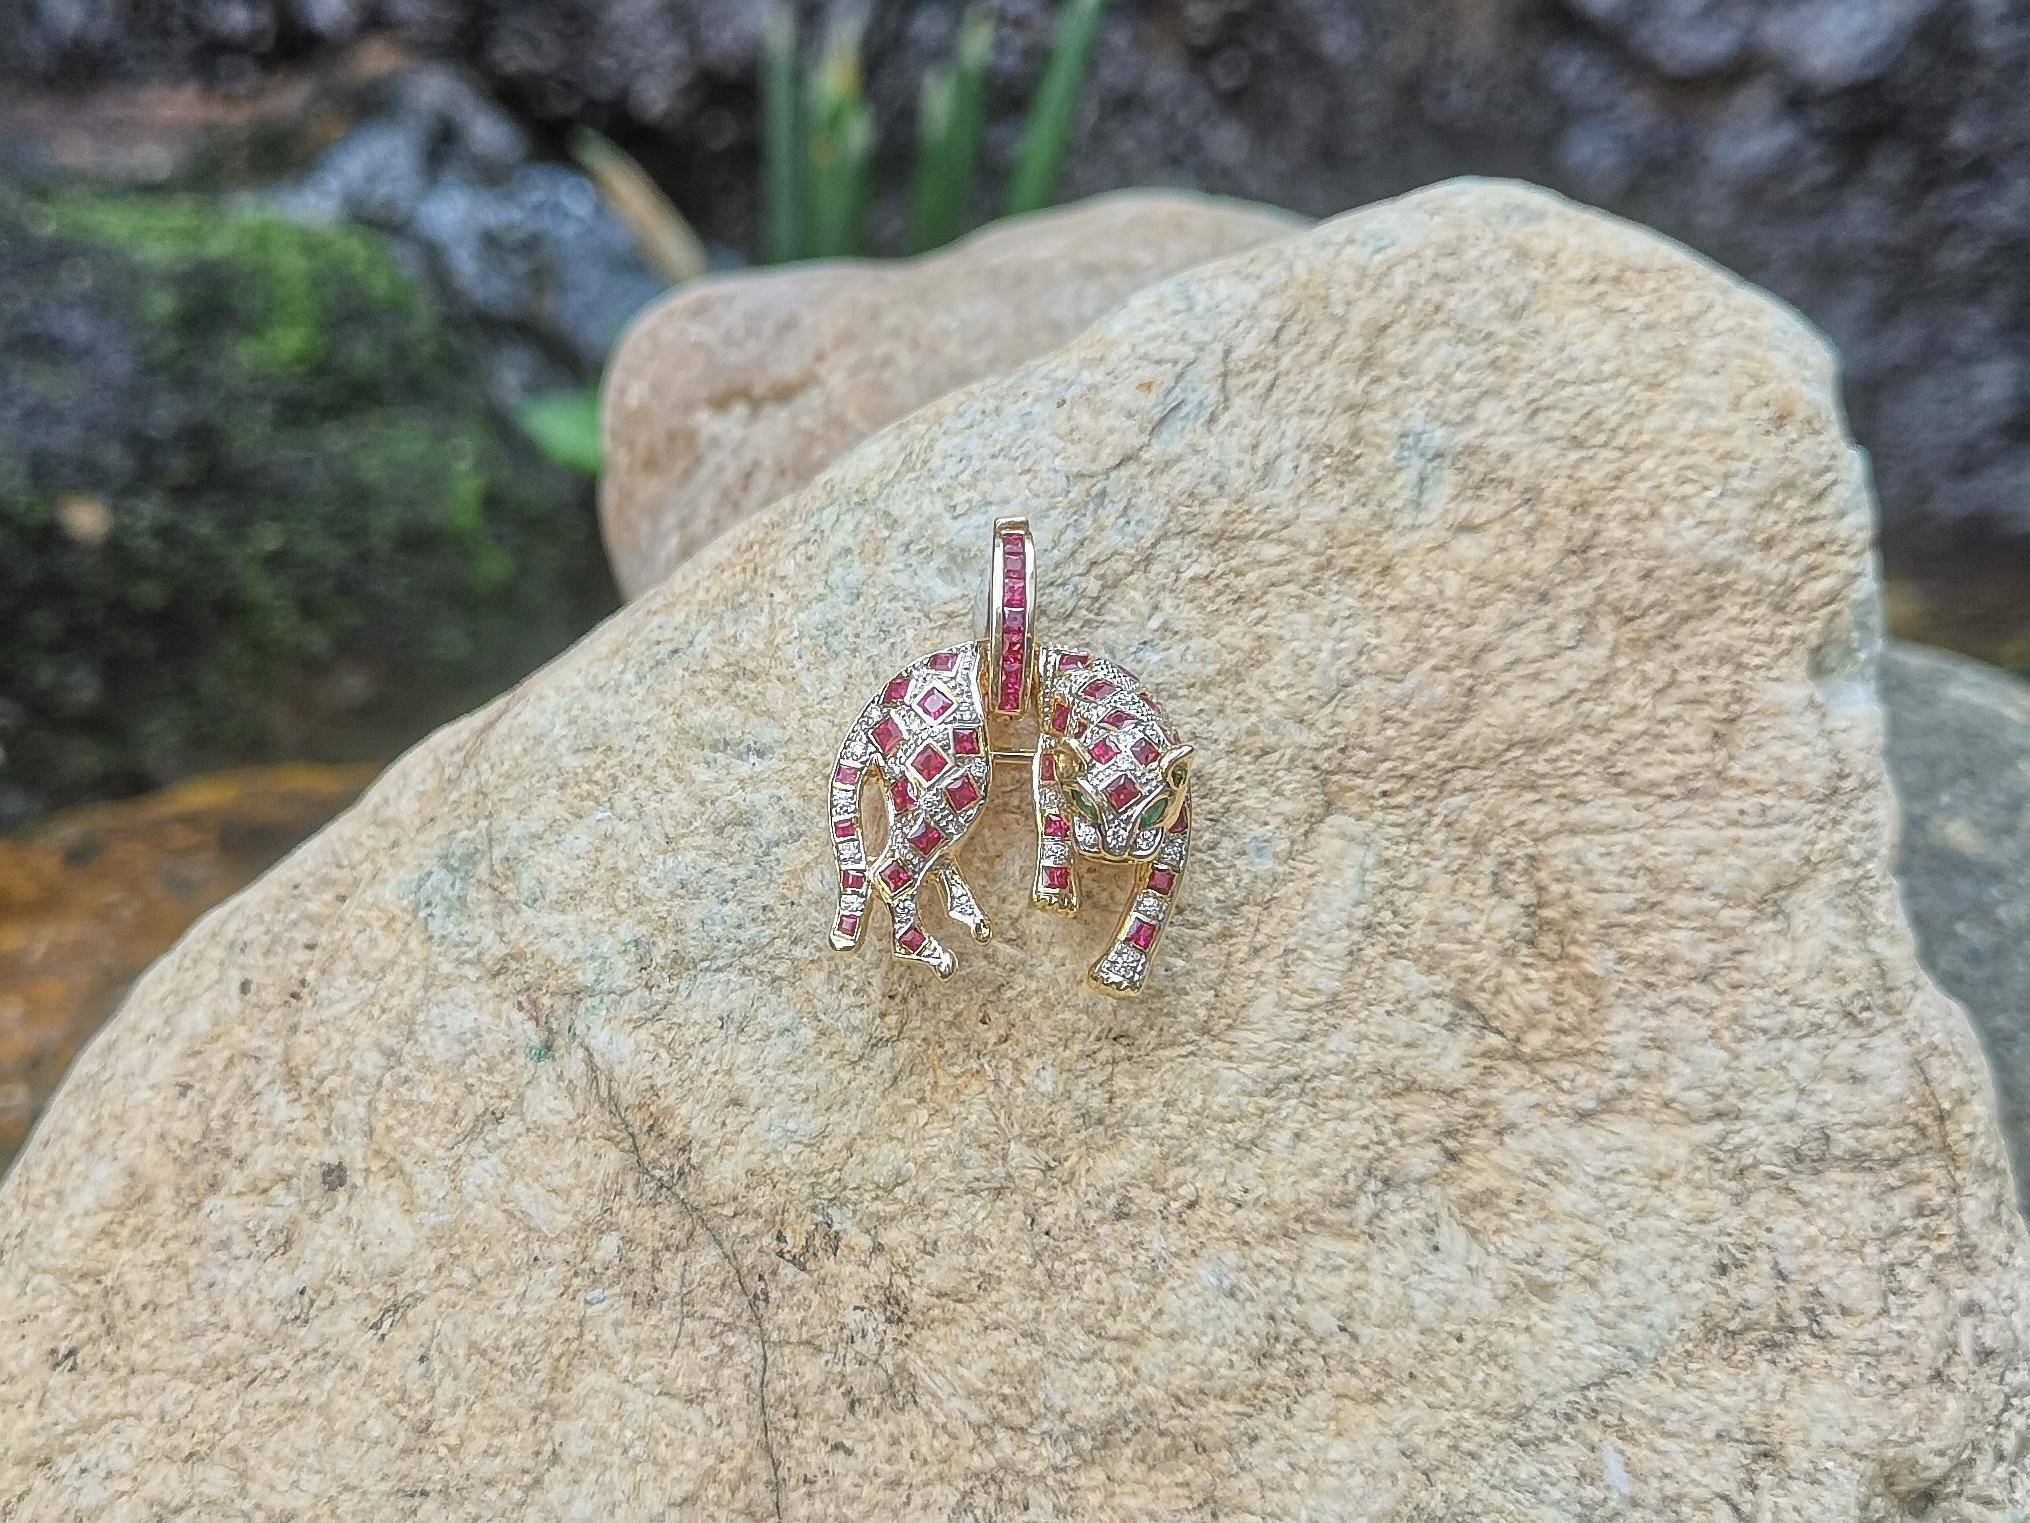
[2,180,2025,1520]
[599,189,1298,597]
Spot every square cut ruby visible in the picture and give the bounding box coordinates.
[1088,736,1118,764]
[1004,581,1025,609]
[1002,638,1023,668]
[998,678,1022,710]
[833,819,857,839]
[1131,737,1159,766]
[944,774,979,811]
[870,716,905,754]
[911,744,947,781]
[929,650,957,671]
[834,763,860,786]
[884,675,909,704]
[1001,535,1023,560]
[1081,678,1116,700]
[1004,607,1024,634]
[1171,804,1190,831]
[899,925,926,952]
[890,777,913,812]
[917,686,953,720]
[882,861,913,890]
[907,821,943,854]
[1125,918,1157,951]
[1102,708,1136,730]
[1049,702,1069,734]
[1146,867,1175,895]
[1105,775,1140,810]
[1058,652,1089,668]
[837,913,858,936]
[841,868,867,891]
[1038,752,1055,780]
[1044,815,1068,838]
[952,728,980,755]
[1042,865,1069,889]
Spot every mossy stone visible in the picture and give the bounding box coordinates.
[0,189,610,821]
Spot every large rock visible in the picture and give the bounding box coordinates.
[3,181,2026,1517]
[1883,640,2030,1214]
[599,190,1298,596]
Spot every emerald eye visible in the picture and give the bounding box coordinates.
[1067,789,1100,821]
[1136,795,1172,831]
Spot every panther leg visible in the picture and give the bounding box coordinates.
[1088,802,1190,997]
[888,876,957,979]
[934,858,992,944]
[1030,741,1080,914]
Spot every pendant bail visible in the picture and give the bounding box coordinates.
[986,517,1034,719]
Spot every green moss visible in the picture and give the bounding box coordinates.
[0,189,610,818]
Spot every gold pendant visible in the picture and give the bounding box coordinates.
[827,518,1193,995]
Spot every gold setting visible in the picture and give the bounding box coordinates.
[827,518,1193,996]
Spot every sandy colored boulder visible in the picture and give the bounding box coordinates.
[598,189,1300,597]
[4,180,2027,1518]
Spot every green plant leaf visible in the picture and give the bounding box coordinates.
[806,11,875,259]
[760,4,805,263]
[516,389,603,476]
[1003,0,1108,217]
[909,5,994,253]
[570,127,708,283]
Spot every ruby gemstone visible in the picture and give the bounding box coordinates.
[833,819,857,839]
[882,861,913,890]
[899,925,926,952]
[841,869,867,891]
[907,821,943,854]
[1044,815,1068,838]
[929,650,957,671]
[911,744,947,781]
[1042,865,1069,889]
[1088,736,1117,764]
[1125,919,1157,951]
[1146,867,1175,895]
[952,728,980,755]
[944,774,980,811]
[884,675,909,704]
[1081,678,1116,700]
[1131,737,1159,765]
[1049,702,1069,734]
[1101,708,1136,729]
[870,716,905,754]
[1058,652,1090,668]
[834,763,859,786]
[1005,580,1025,609]
[917,687,953,719]
[837,914,858,936]
[1104,775,1140,810]
[1038,752,1055,780]
[890,778,913,812]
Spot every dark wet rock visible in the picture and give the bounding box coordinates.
[0,188,611,822]
[1882,641,2030,1213]
[268,63,667,389]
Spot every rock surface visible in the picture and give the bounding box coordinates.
[599,190,1298,597]
[1883,641,2030,1215]
[3,181,2026,1517]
